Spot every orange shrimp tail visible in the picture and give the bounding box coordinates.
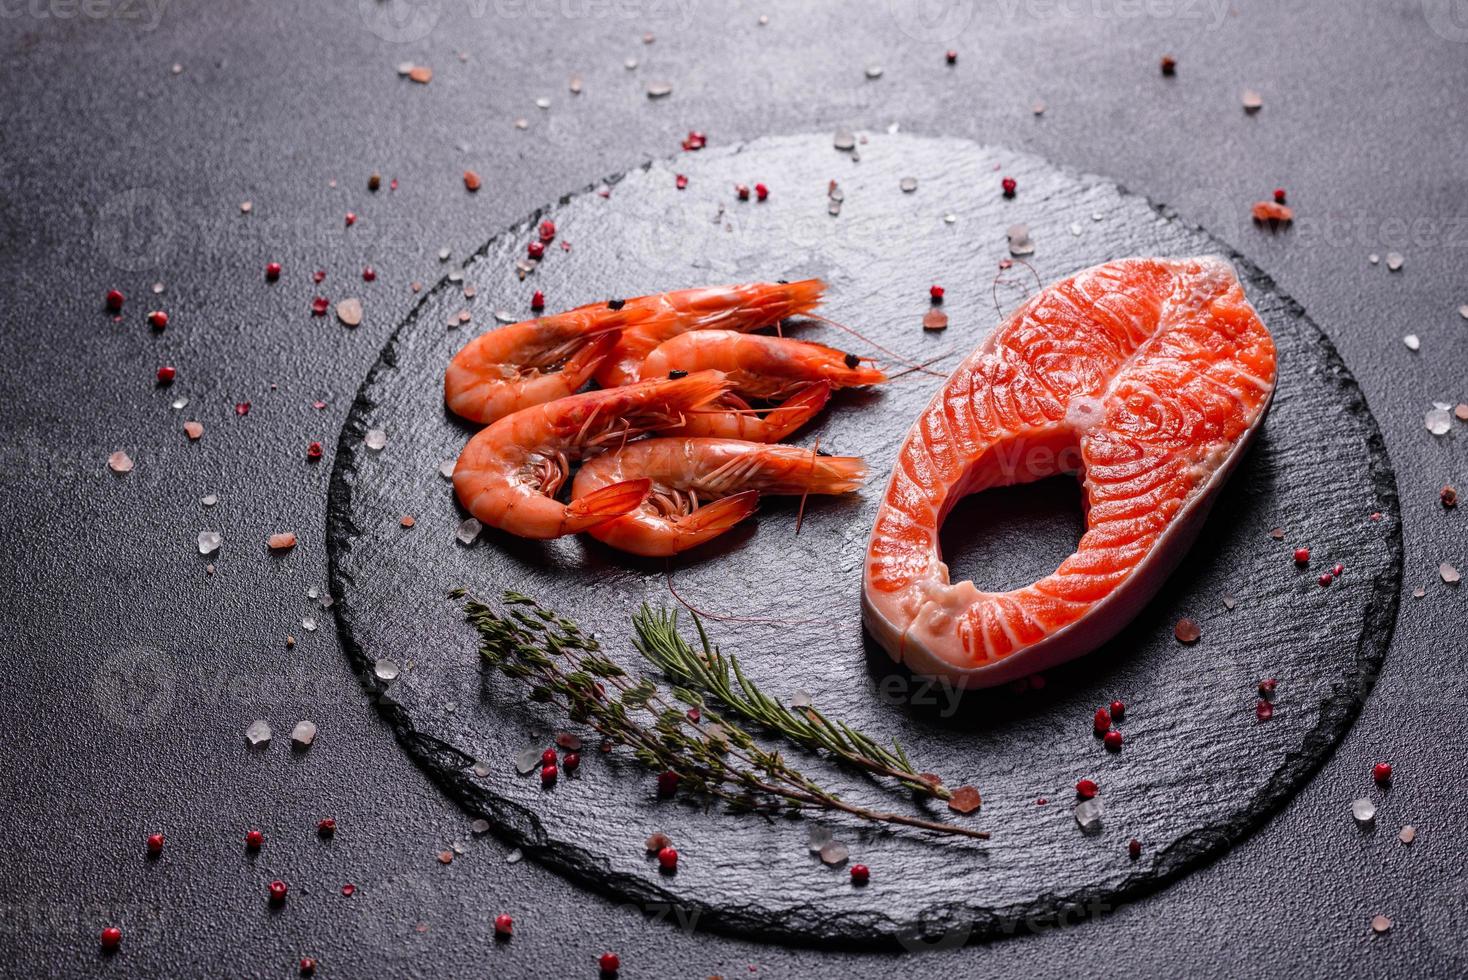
[804,455,868,494]
[745,278,825,323]
[759,380,832,441]
[674,490,760,551]
[562,478,653,532]
[562,331,621,387]
[633,370,733,431]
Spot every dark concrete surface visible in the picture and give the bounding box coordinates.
[1,1,1465,977]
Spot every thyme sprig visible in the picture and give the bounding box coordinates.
[459,590,987,841]
[631,606,950,800]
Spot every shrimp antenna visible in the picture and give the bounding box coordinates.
[991,258,1044,318]
[663,566,823,626]
[793,437,819,537]
[799,312,946,378]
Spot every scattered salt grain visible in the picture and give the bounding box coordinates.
[291,720,317,748]
[1459,305,1468,320]
[471,819,490,834]
[1352,797,1377,826]
[1403,334,1420,351]
[108,451,134,474]
[506,848,523,864]
[1386,252,1404,271]
[819,841,849,866]
[171,396,189,410]
[364,429,387,451]
[197,531,222,555]
[645,82,672,99]
[201,494,217,507]
[473,762,492,778]
[336,298,363,327]
[899,176,918,193]
[1371,914,1392,934]
[1398,825,1416,845]
[301,616,318,632]
[374,659,400,682]
[864,65,883,80]
[1241,89,1263,112]
[515,746,543,775]
[1425,408,1452,435]
[833,130,855,151]
[807,824,833,852]
[456,518,482,545]
[268,532,297,551]
[1442,563,1461,585]
[439,460,455,479]
[1075,798,1104,832]
[245,720,272,747]
[1006,224,1034,257]
[184,421,203,440]
[789,690,812,709]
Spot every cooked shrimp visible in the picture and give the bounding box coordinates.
[592,279,825,388]
[444,301,650,424]
[640,331,886,441]
[571,437,867,556]
[453,371,730,539]
[665,381,835,442]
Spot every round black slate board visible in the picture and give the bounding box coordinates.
[325,134,1401,947]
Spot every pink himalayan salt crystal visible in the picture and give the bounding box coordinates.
[268,532,297,550]
[184,421,204,440]
[108,451,134,473]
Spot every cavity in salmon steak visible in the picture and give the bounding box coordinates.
[862,257,1277,688]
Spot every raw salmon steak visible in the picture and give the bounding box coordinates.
[862,257,1277,688]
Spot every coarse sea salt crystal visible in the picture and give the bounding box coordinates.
[515,746,543,775]
[364,429,387,451]
[245,719,272,747]
[1426,408,1452,435]
[291,720,317,748]
[108,451,134,474]
[819,841,849,865]
[201,494,218,507]
[1352,797,1376,826]
[1075,798,1104,832]
[439,460,455,479]
[1403,334,1420,351]
[374,659,400,682]
[197,531,222,555]
[456,517,482,545]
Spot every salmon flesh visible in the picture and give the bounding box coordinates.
[862,257,1278,688]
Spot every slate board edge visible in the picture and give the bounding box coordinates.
[323,136,1405,949]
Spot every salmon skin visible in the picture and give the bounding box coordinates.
[862,257,1277,688]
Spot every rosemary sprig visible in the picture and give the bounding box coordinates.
[459,590,987,841]
[631,605,950,800]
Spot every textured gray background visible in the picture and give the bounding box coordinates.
[1,1,1465,977]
